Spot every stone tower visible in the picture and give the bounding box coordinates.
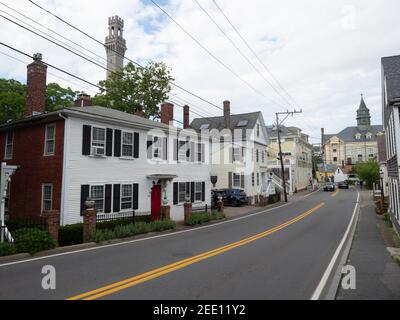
[105,16,127,79]
[356,94,371,131]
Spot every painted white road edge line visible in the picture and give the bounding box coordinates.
[310,189,360,300]
[0,200,298,268]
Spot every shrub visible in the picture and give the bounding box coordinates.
[97,215,152,231]
[185,212,225,226]
[92,220,176,243]
[59,224,84,247]
[14,228,57,254]
[0,243,17,257]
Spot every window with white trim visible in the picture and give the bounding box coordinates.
[121,184,133,211]
[178,140,187,162]
[44,124,56,156]
[92,127,106,156]
[90,185,105,213]
[4,130,13,159]
[232,147,240,163]
[195,182,202,202]
[42,184,53,212]
[122,131,134,157]
[233,173,241,188]
[178,182,187,203]
[197,143,203,163]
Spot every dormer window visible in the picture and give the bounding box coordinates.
[355,133,361,140]
[200,124,210,130]
[366,133,373,140]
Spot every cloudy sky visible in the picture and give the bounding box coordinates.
[0,0,399,143]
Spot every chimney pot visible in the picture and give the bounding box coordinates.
[74,92,92,107]
[183,105,190,129]
[223,100,231,129]
[25,53,47,117]
[161,103,174,126]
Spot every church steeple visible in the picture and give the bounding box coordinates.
[357,93,371,130]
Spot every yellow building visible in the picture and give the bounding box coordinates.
[267,126,313,193]
[322,96,383,168]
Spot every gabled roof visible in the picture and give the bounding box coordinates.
[266,125,303,138]
[323,125,383,144]
[0,106,171,132]
[190,111,262,132]
[382,55,400,103]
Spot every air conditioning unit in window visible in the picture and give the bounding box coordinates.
[92,147,105,157]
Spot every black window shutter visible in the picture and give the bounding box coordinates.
[80,185,90,215]
[114,130,122,157]
[113,184,121,213]
[202,182,206,202]
[191,182,195,203]
[173,182,178,205]
[133,184,139,210]
[241,174,245,189]
[228,172,233,189]
[173,139,178,161]
[106,129,113,157]
[82,125,91,156]
[105,184,112,213]
[147,135,153,159]
[134,132,140,159]
[163,137,168,160]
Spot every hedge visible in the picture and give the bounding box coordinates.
[92,220,176,243]
[59,224,84,247]
[14,228,57,254]
[0,243,17,257]
[185,212,225,226]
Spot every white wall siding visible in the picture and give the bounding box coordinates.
[61,117,211,225]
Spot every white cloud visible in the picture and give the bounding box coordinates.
[0,0,399,142]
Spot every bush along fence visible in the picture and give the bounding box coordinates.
[185,203,225,226]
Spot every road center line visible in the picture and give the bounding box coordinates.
[68,202,325,301]
[331,190,340,198]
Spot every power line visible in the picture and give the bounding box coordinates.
[212,0,299,108]
[0,42,103,90]
[193,0,293,109]
[27,0,224,113]
[150,0,288,110]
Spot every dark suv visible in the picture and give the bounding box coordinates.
[213,189,248,207]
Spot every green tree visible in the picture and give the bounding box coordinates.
[0,79,26,124]
[46,83,77,112]
[355,160,380,190]
[0,78,78,124]
[92,61,174,118]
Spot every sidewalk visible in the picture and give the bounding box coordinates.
[336,190,400,300]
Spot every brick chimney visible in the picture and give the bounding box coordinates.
[74,93,92,107]
[161,103,174,125]
[25,53,47,117]
[133,110,145,117]
[183,105,190,129]
[223,100,231,129]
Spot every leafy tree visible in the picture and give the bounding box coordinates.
[46,83,77,112]
[355,160,380,190]
[92,61,174,119]
[0,79,26,124]
[0,78,78,124]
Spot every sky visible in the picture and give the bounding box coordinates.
[0,0,399,143]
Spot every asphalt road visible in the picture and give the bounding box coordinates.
[0,188,358,300]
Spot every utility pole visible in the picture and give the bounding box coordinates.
[276,110,303,203]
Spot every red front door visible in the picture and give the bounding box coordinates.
[151,185,162,221]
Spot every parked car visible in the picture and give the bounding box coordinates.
[323,182,336,192]
[338,181,350,189]
[212,189,248,207]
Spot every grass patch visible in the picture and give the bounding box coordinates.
[92,220,176,243]
[185,212,226,226]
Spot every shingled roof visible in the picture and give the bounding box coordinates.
[322,125,383,144]
[382,55,400,103]
[190,111,262,131]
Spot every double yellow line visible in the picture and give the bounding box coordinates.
[331,189,340,198]
[68,202,325,300]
